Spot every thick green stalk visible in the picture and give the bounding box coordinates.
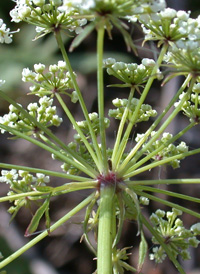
[112,44,168,169]
[97,185,115,274]
[0,193,95,269]
[55,32,104,172]
[97,26,108,173]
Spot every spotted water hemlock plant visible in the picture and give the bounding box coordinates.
[1,0,200,273]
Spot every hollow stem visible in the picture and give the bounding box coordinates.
[97,26,108,173]
[97,185,115,274]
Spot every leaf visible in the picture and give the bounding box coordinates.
[45,202,51,235]
[137,232,148,273]
[69,22,95,52]
[24,194,51,237]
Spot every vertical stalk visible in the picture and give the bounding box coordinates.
[111,87,135,170]
[97,26,108,173]
[97,185,115,274]
[112,44,168,169]
[55,31,104,172]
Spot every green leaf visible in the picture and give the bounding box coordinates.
[69,22,95,52]
[24,194,51,237]
[137,232,148,273]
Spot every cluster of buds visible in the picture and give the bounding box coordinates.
[109,97,157,124]
[135,132,188,168]
[0,96,62,137]
[22,61,78,101]
[0,169,50,193]
[150,208,200,263]
[10,0,87,38]
[175,88,200,124]
[133,8,200,47]
[104,58,162,89]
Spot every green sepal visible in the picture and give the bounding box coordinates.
[24,194,51,237]
[137,231,148,273]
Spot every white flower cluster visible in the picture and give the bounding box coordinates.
[109,97,157,124]
[135,7,200,48]
[74,112,110,142]
[10,0,87,38]
[0,96,62,136]
[0,18,19,44]
[150,208,200,263]
[135,131,188,168]
[104,58,162,88]
[174,89,200,123]
[22,61,78,102]
[127,0,166,21]
[0,169,50,190]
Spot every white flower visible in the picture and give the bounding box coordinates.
[32,0,45,5]
[191,223,200,235]
[34,63,45,73]
[0,19,19,44]
[0,80,5,87]
[22,68,36,81]
[160,8,177,19]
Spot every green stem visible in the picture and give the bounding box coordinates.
[118,74,192,173]
[135,189,200,219]
[0,181,97,203]
[133,185,200,204]
[0,193,95,269]
[141,215,186,274]
[97,26,108,173]
[97,185,115,274]
[122,80,195,177]
[126,178,200,185]
[124,147,200,179]
[113,44,168,169]
[0,90,86,165]
[56,93,100,170]
[55,32,103,172]
[0,162,87,181]
[111,87,135,170]
[0,124,97,178]
[122,122,194,176]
